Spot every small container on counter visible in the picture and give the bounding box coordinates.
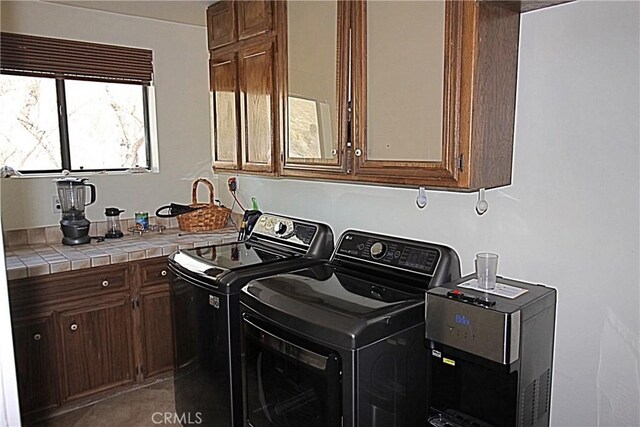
[135,211,149,230]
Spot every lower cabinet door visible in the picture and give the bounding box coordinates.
[59,297,135,401]
[12,312,60,415]
[139,285,175,378]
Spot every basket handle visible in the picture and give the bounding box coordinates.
[191,178,215,205]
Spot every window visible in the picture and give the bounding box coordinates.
[0,33,154,173]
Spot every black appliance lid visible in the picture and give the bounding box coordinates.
[172,241,299,276]
[170,213,335,278]
[241,270,425,349]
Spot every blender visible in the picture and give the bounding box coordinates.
[56,177,96,245]
[104,208,124,239]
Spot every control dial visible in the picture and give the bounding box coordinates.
[370,241,387,259]
[274,221,288,235]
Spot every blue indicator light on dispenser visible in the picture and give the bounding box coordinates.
[455,314,470,326]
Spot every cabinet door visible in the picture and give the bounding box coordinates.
[351,0,455,185]
[139,285,174,378]
[12,313,59,415]
[238,41,277,173]
[59,298,135,401]
[207,1,236,50]
[281,0,519,189]
[211,52,241,170]
[280,0,351,176]
[237,0,273,41]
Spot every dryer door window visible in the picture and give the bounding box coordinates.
[243,316,342,427]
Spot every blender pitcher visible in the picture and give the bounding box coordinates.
[56,177,96,245]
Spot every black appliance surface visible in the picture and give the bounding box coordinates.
[425,275,557,427]
[240,230,461,427]
[168,213,334,427]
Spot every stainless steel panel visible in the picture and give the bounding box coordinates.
[426,294,520,364]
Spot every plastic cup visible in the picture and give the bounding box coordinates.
[475,253,498,290]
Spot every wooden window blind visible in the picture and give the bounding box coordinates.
[0,32,153,85]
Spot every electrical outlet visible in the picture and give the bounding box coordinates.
[227,177,238,192]
[52,196,61,214]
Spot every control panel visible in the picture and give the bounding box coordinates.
[426,289,521,365]
[335,231,441,276]
[252,214,317,246]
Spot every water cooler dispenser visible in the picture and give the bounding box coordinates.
[425,275,557,427]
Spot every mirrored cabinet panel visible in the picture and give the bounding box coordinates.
[208,0,572,189]
[281,0,521,190]
[281,0,349,172]
[364,0,445,164]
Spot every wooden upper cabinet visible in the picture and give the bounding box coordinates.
[207,1,236,50]
[211,52,240,170]
[281,0,524,191]
[280,0,350,174]
[238,41,276,173]
[352,0,521,190]
[237,0,273,40]
[207,1,274,49]
[207,1,278,175]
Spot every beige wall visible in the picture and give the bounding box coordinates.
[0,1,215,229]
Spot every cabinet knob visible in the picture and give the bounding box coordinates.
[331,149,338,156]
[101,280,109,287]
[33,333,42,341]
[354,148,362,157]
[160,270,167,277]
[70,323,78,332]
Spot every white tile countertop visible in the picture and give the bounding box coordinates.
[4,227,239,280]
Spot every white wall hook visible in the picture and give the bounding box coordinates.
[416,187,428,209]
[476,188,488,215]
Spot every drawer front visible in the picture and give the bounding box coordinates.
[9,264,129,309]
[139,257,170,287]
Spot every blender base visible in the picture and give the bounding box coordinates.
[62,234,91,246]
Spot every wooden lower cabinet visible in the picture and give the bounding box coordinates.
[59,297,135,401]
[8,258,175,422]
[12,313,59,415]
[139,285,174,378]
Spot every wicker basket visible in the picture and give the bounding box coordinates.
[177,178,231,232]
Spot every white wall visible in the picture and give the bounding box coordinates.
[0,202,21,426]
[215,2,640,426]
[0,1,213,229]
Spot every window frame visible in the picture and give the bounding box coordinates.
[0,32,155,175]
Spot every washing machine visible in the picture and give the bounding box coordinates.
[168,213,333,426]
[240,230,461,427]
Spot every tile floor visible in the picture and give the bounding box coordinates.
[33,378,178,427]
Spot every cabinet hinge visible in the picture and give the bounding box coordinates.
[458,154,464,172]
[136,364,144,376]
